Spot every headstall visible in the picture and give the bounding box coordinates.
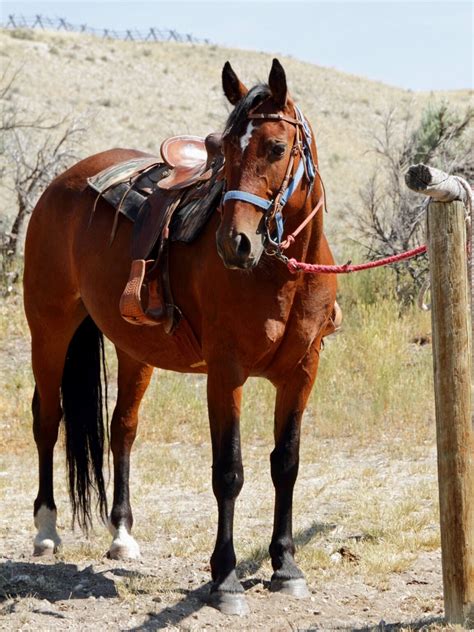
[222,102,322,255]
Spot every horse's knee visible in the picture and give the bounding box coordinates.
[212,462,244,500]
[270,446,299,489]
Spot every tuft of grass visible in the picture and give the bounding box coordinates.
[116,573,177,601]
[56,542,107,563]
[8,28,37,41]
[309,278,433,446]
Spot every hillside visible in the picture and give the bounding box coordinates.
[0,27,471,249]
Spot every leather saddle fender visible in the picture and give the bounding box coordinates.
[131,188,181,261]
[121,188,180,330]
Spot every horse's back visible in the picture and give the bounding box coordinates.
[24,149,150,319]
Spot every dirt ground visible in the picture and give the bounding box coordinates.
[0,439,452,631]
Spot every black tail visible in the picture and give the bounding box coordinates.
[61,316,108,531]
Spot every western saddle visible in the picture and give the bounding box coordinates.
[118,132,224,333]
[85,131,224,344]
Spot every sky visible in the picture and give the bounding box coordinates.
[2,1,472,91]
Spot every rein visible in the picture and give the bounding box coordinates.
[222,102,322,255]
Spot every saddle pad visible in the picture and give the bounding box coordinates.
[87,156,162,194]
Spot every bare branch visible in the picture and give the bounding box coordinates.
[1,98,85,258]
[347,101,472,304]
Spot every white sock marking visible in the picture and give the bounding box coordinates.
[108,520,141,560]
[34,505,61,554]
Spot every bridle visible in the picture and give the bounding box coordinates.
[222,101,325,258]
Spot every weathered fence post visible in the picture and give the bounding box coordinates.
[406,164,474,626]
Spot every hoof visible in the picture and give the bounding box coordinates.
[107,539,141,561]
[209,590,250,616]
[270,577,310,598]
[107,523,141,560]
[33,537,60,557]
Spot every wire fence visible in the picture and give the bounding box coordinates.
[2,14,211,45]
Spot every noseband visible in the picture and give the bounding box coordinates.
[223,103,322,254]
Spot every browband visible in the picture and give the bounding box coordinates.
[247,112,304,127]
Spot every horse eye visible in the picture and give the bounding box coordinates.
[270,143,286,158]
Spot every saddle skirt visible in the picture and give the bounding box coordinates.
[87,152,224,253]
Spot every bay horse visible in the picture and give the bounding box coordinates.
[23,59,337,615]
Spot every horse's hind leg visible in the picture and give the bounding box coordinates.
[269,346,321,597]
[29,307,86,555]
[107,348,153,560]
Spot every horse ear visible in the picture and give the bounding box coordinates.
[268,58,287,108]
[222,62,248,105]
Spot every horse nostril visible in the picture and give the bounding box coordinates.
[235,233,251,259]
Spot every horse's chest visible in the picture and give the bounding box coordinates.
[215,292,317,370]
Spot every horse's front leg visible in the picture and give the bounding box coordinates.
[269,345,321,598]
[207,362,249,616]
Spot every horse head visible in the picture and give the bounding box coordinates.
[217,59,318,270]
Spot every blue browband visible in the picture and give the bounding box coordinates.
[223,105,315,244]
[223,190,273,211]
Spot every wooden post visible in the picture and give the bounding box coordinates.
[428,200,474,626]
[405,164,473,353]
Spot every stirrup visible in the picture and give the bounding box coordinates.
[120,259,168,326]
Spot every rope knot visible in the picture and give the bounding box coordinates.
[287,258,300,274]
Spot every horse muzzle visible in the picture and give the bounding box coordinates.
[216,229,264,270]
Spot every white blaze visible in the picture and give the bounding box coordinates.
[240,121,255,152]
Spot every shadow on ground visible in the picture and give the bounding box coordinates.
[124,521,337,631]
[0,560,118,602]
[0,523,446,630]
[337,618,446,632]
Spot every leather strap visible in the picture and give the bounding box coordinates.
[248,112,304,127]
[223,190,273,210]
[222,102,323,250]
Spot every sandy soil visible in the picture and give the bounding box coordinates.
[0,440,450,631]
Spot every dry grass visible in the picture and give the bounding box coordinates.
[0,285,450,628]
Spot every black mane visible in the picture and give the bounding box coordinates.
[224,84,271,138]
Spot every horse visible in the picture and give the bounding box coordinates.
[23,58,337,615]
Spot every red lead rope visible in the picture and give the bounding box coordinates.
[286,244,428,274]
